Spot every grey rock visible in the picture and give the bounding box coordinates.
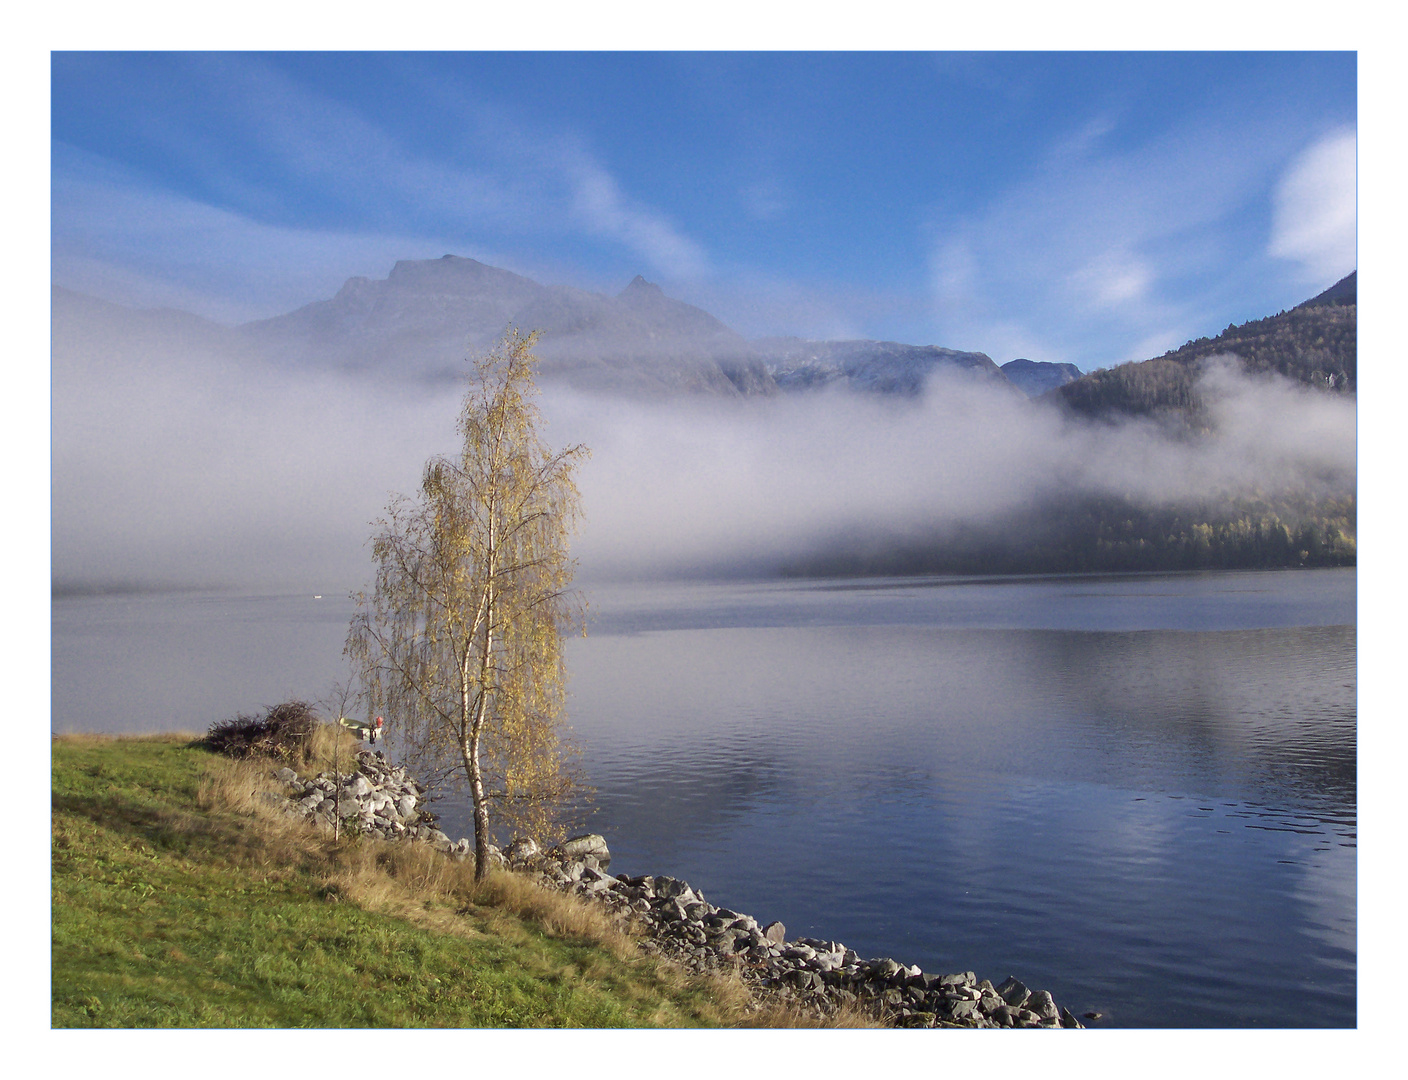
[946,999,980,1021]
[555,833,610,862]
[652,876,691,901]
[342,775,372,798]
[996,975,1030,1008]
[989,1004,1017,1027]
[1027,990,1059,1021]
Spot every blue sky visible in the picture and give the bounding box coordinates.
[51,51,1357,371]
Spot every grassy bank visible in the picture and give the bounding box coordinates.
[51,734,818,1029]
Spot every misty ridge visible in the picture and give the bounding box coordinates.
[50,260,1356,594]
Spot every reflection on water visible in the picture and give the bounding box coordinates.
[51,568,1356,1027]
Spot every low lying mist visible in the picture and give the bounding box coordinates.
[51,310,1356,594]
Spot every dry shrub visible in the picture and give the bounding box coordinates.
[205,701,329,764]
[196,756,288,815]
[743,996,883,1028]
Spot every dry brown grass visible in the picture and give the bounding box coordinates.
[196,754,634,955]
[53,731,204,746]
[692,965,886,1028]
[299,722,365,774]
[194,750,880,1028]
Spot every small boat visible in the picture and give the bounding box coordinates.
[338,715,385,743]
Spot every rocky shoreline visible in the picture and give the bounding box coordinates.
[271,750,1085,1029]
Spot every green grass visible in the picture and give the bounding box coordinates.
[51,735,752,1028]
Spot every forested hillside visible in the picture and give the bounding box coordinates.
[786,493,1356,578]
[1053,272,1356,424]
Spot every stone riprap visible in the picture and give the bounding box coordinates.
[270,752,1082,1028]
[271,750,473,860]
[519,854,1085,1029]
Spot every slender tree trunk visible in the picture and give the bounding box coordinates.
[468,716,491,880]
[467,512,497,881]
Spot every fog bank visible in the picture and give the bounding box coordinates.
[51,327,1356,593]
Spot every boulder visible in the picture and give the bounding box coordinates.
[996,975,1030,1008]
[651,876,691,901]
[342,775,372,799]
[1026,990,1059,1021]
[554,833,610,863]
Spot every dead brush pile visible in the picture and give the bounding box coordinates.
[204,701,350,768]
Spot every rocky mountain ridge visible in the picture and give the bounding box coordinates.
[54,255,1009,399]
[53,258,1356,413]
[1000,357,1083,398]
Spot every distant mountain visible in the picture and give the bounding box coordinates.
[757,336,1008,396]
[236,255,771,396]
[1000,358,1082,398]
[230,255,1005,397]
[52,285,234,363]
[1051,272,1357,423]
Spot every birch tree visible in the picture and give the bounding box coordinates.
[347,329,588,879]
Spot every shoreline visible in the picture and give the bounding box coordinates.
[277,747,1086,1029]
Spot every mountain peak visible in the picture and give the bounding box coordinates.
[620,274,664,299]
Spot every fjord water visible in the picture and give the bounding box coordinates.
[51,569,1356,1027]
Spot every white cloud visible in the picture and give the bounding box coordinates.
[1074,249,1154,309]
[562,152,710,279]
[51,288,1357,592]
[923,113,1304,369]
[1269,128,1358,285]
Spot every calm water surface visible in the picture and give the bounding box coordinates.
[51,569,1356,1027]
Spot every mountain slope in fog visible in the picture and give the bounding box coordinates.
[1001,358,1084,398]
[239,256,776,396]
[233,254,1004,397]
[54,254,1011,399]
[1052,272,1356,424]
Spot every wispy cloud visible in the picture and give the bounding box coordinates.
[923,113,1310,369]
[558,147,710,279]
[1269,127,1358,285]
[51,144,474,322]
[51,54,714,313]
